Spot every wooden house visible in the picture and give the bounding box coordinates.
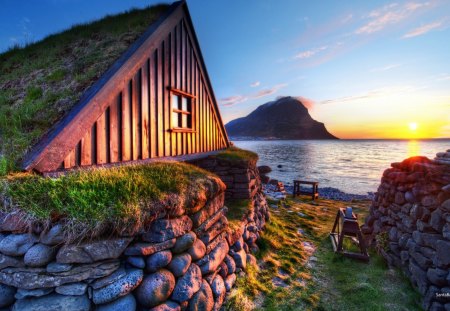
[22,1,229,174]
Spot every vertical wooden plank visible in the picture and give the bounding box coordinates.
[157,45,164,157]
[81,128,92,166]
[96,113,107,164]
[110,98,119,163]
[195,64,200,153]
[64,149,75,169]
[171,29,177,157]
[164,36,171,157]
[141,60,150,159]
[200,84,204,152]
[122,83,131,161]
[150,54,157,158]
[132,71,141,160]
[176,23,182,155]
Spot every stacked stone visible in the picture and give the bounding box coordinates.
[190,156,260,200]
[362,155,450,310]
[0,171,270,311]
[434,149,450,166]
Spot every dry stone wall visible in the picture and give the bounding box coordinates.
[0,165,269,310]
[190,156,260,200]
[363,153,450,311]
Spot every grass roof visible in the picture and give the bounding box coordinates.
[0,4,170,175]
[1,162,223,241]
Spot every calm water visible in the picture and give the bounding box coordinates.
[234,139,450,195]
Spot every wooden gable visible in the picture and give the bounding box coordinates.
[22,1,229,173]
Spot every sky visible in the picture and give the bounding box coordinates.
[1,0,449,139]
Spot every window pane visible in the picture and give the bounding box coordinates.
[172,112,179,128]
[172,94,178,110]
[182,113,187,128]
[182,97,188,112]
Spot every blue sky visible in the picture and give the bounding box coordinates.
[1,0,449,138]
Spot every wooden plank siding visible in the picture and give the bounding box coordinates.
[24,2,228,173]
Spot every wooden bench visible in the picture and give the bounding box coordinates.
[293,180,319,200]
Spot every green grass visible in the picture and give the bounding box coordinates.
[0,162,219,240]
[0,4,169,174]
[226,199,252,231]
[226,197,422,311]
[216,146,258,163]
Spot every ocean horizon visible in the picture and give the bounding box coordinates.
[233,139,450,195]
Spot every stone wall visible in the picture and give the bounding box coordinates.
[362,154,450,310]
[0,170,269,310]
[190,156,260,200]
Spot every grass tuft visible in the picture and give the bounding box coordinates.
[0,162,220,241]
[216,146,258,163]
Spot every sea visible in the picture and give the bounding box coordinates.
[233,139,450,196]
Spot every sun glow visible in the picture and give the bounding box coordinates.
[409,122,418,131]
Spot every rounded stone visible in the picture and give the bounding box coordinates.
[135,269,175,308]
[224,255,236,274]
[172,232,196,254]
[92,268,143,305]
[171,263,202,303]
[24,243,57,267]
[97,294,137,311]
[0,233,37,256]
[168,253,192,277]
[12,293,90,311]
[146,250,172,273]
[0,283,16,308]
[148,300,180,311]
[187,239,206,261]
[15,288,53,300]
[210,275,225,299]
[126,256,145,269]
[187,280,213,311]
[246,254,257,267]
[225,274,236,292]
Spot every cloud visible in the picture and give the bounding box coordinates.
[403,20,443,38]
[295,96,315,109]
[294,45,328,59]
[250,81,260,87]
[219,84,288,107]
[370,63,402,72]
[320,86,415,105]
[356,1,430,35]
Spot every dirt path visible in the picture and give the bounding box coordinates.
[225,197,422,311]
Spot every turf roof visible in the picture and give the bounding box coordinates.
[0,3,170,175]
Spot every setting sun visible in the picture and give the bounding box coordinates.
[409,122,418,131]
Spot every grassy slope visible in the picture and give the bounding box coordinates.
[1,162,219,240]
[216,146,258,163]
[0,4,169,174]
[226,197,422,311]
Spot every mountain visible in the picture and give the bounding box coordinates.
[225,96,338,140]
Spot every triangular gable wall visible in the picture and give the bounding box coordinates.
[22,1,229,173]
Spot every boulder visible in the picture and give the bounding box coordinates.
[231,249,247,270]
[172,232,197,254]
[171,263,202,303]
[0,260,120,289]
[191,195,225,228]
[435,240,450,267]
[210,275,225,300]
[427,268,449,287]
[148,301,180,311]
[0,233,37,256]
[146,250,173,273]
[12,293,90,311]
[135,269,175,308]
[0,283,16,308]
[430,209,444,232]
[224,255,236,274]
[56,238,131,264]
[40,225,65,245]
[55,282,87,296]
[125,239,176,256]
[168,253,192,277]
[92,268,143,304]
[143,216,193,243]
[91,268,126,289]
[199,240,229,275]
[246,254,257,267]
[15,288,53,299]
[24,244,57,267]
[97,294,136,311]
[188,239,206,261]
[258,166,272,174]
[187,280,214,311]
[224,274,236,292]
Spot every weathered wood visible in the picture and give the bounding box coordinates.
[157,45,164,157]
[149,54,157,158]
[80,129,92,166]
[96,112,107,164]
[121,85,131,161]
[141,60,150,159]
[109,97,119,163]
[132,71,141,160]
[164,37,171,157]
[170,29,177,157]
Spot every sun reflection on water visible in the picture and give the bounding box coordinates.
[407,140,421,157]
